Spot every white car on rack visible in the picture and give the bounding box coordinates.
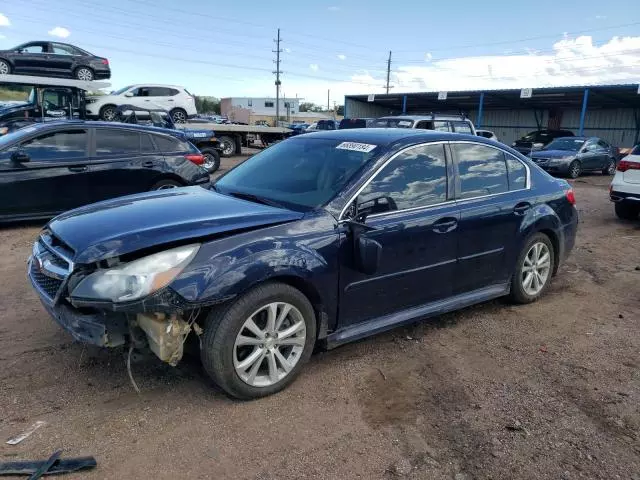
[85,84,197,123]
[610,144,640,220]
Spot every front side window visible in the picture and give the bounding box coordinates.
[454,143,508,199]
[20,130,87,161]
[357,144,448,216]
[215,137,379,211]
[544,138,585,152]
[95,129,141,155]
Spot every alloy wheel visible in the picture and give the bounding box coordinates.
[202,153,216,170]
[607,161,616,175]
[0,61,9,75]
[102,108,116,121]
[172,110,187,123]
[521,242,551,296]
[569,162,581,179]
[233,302,306,387]
[155,184,179,190]
[76,68,93,81]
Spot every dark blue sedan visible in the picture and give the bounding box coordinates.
[28,129,578,399]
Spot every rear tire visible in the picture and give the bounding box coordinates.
[509,233,555,304]
[218,135,236,157]
[200,282,316,400]
[568,160,582,179]
[602,159,616,175]
[0,59,11,75]
[74,67,94,81]
[615,202,639,221]
[170,108,187,123]
[150,179,183,190]
[200,148,221,173]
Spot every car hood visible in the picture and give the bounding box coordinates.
[48,187,304,264]
[530,149,578,159]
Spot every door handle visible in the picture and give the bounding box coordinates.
[432,217,458,233]
[142,160,154,168]
[68,166,87,172]
[513,202,531,215]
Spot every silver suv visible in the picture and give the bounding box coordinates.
[371,114,476,135]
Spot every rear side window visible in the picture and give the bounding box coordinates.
[20,129,87,161]
[505,154,527,190]
[154,134,190,152]
[357,143,448,215]
[95,129,141,155]
[454,143,508,199]
[148,87,176,96]
[452,121,473,134]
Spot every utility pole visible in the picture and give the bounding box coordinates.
[273,28,282,125]
[327,89,330,112]
[385,50,392,94]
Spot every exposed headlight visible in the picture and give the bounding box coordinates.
[0,127,8,136]
[512,142,517,147]
[71,244,200,302]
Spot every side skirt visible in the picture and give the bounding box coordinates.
[326,283,510,349]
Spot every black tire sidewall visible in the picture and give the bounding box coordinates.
[568,161,581,179]
[200,282,316,400]
[151,179,182,190]
[200,148,220,173]
[510,232,555,304]
[100,106,117,121]
[603,160,615,175]
[0,60,11,74]
[171,109,187,123]
[218,136,235,157]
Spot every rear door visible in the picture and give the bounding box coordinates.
[596,139,612,168]
[0,128,90,218]
[581,139,601,170]
[146,87,174,111]
[49,43,77,75]
[85,127,163,202]
[451,142,531,294]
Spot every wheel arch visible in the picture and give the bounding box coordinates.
[149,172,187,189]
[517,205,564,276]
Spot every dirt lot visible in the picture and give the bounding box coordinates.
[0,167,638,479]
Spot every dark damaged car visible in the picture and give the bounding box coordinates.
[28,129,578,399]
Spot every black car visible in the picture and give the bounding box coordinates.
[0,41,110,81]
[0,121,209,221]
[339,118,374,129]
[512,129,574,156]
[27,129,578,399]
[529,136,617,178]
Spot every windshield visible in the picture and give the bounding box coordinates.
[371,118,414,128]
[112,85,134,95]
[215,137,380,211]
[521,131,551,142]
[543,138,585,151]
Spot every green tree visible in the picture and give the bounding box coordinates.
[299,102,323,113]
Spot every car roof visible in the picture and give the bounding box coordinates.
[377,114,470,121]
[123,84,186,89]
[11,120,185,138]
[297,128,484,146]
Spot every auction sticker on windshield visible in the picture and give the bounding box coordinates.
[336,142,377,153]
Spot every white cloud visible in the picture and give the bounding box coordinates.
[48,26,71,38]
[0,13,10,27]
[309,64,319,72]
[337,54,346,60]
[425,52,432,61]
[284,48,291,53]
[594,15,607,20]
[0,34,5,39]
[328,6,340,11]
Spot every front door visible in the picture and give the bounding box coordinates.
[0,128,90,218]
[13,42,50,74]
[450,142,531,293]
[339,142,459,326]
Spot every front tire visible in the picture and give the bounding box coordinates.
[0,59,11,75]
[201,282,316,399]
[568,160,582,179]
[99,105,118,121]
[615,202,639,220]
[510,233,555,304]
[74,67,94,81]
[200,148,221,173]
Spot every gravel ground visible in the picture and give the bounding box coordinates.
[0,170,638,480]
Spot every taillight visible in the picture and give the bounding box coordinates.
[101,59,109,65]
[617,160,640,172]
[565,188,576,205]
[184,153,204,165]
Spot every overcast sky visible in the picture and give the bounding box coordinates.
[1,0,639,106]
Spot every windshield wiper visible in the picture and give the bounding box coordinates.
[226,190,284,208]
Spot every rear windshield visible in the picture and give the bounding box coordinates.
[371,118,414,128]
[631,145,640,155]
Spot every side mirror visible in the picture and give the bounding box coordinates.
[11,150,30,163]
[355,235,382,275]
[124,92,133,98]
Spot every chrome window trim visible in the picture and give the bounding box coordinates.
[338,140,531,221]
[338,141,449,221]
